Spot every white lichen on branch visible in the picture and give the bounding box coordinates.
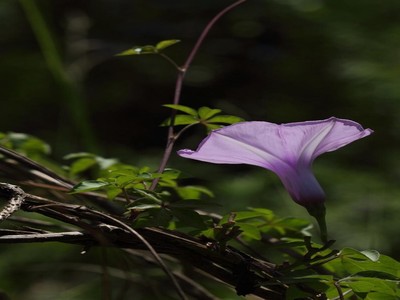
[0,183,26,222]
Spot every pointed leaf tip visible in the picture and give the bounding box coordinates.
[163,104,198,116]
[70,180,110,193]
[198,107,221,120]
[156,39,180,51]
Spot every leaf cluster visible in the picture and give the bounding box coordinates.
[275,242,400,299]
[1,132,400,299]
[65,153,217,232]
[161,104,244,132]
[0,132,50,158]
[57,147,400,299]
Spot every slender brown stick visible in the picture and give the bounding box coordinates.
[334,281,345,300]
[182,0,247,72]
[88,210,188,300]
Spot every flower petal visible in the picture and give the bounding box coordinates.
[277,165,326,205]
[178,121,294,173]
[178,118,372,168]
[178,117,373,207]
[284,117,374,161]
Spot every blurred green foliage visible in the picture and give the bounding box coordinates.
[1,0,400,298]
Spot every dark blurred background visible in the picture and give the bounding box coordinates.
[1,0,400,298]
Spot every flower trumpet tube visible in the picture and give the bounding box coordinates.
[178,117,373,242]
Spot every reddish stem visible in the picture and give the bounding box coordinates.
[150,0,247,190]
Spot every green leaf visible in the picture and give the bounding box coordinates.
[116,45,157,56]
[285,285,316,300]
[249,207,275,219]
[278,268,333,285]
[340,248,400,278]
[63,152,95,160]
[115,175,139,186]
[273,217,312,232]
[160,168,181,180]
[153,209,173,227]
[249,207,273,215]
[163,104,198,116]
[106,187,123,200]
[161,114,199,126]
[212,224,242,243]
[325,285,352,300]
[155,39,180,51]
[134,208,172,228]
[1,132,51,157]
[176,185,214,199]
[170,208,206,229]
[133,189,163,203]
[237,223,261,240]
[132,207,171,228]
[107,168,137,177]
[17,137,51,156]
[207,115,244,124]
[197,106,221,120]
[64,153,118,173]
[355,271,400,280]
[365,292,399,300]
[220,211,266,223]
[116,49,138,56]
[137,172,153,180]
[117,40,180,57]
[69,158,97,176]
[343,277,398,296]
[70,180,110,193]
[95,157,118,169]
[204,124,222,132]
[283,273,331,300]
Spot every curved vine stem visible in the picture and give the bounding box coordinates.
[333,281,345,300]
[83,210,188,300]
[150,0,247,190]
[158,53,182,70]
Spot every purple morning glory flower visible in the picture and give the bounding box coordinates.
[178,117,373,242]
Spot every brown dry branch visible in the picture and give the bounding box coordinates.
[0,146,326,299]
[0,185,284,299]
